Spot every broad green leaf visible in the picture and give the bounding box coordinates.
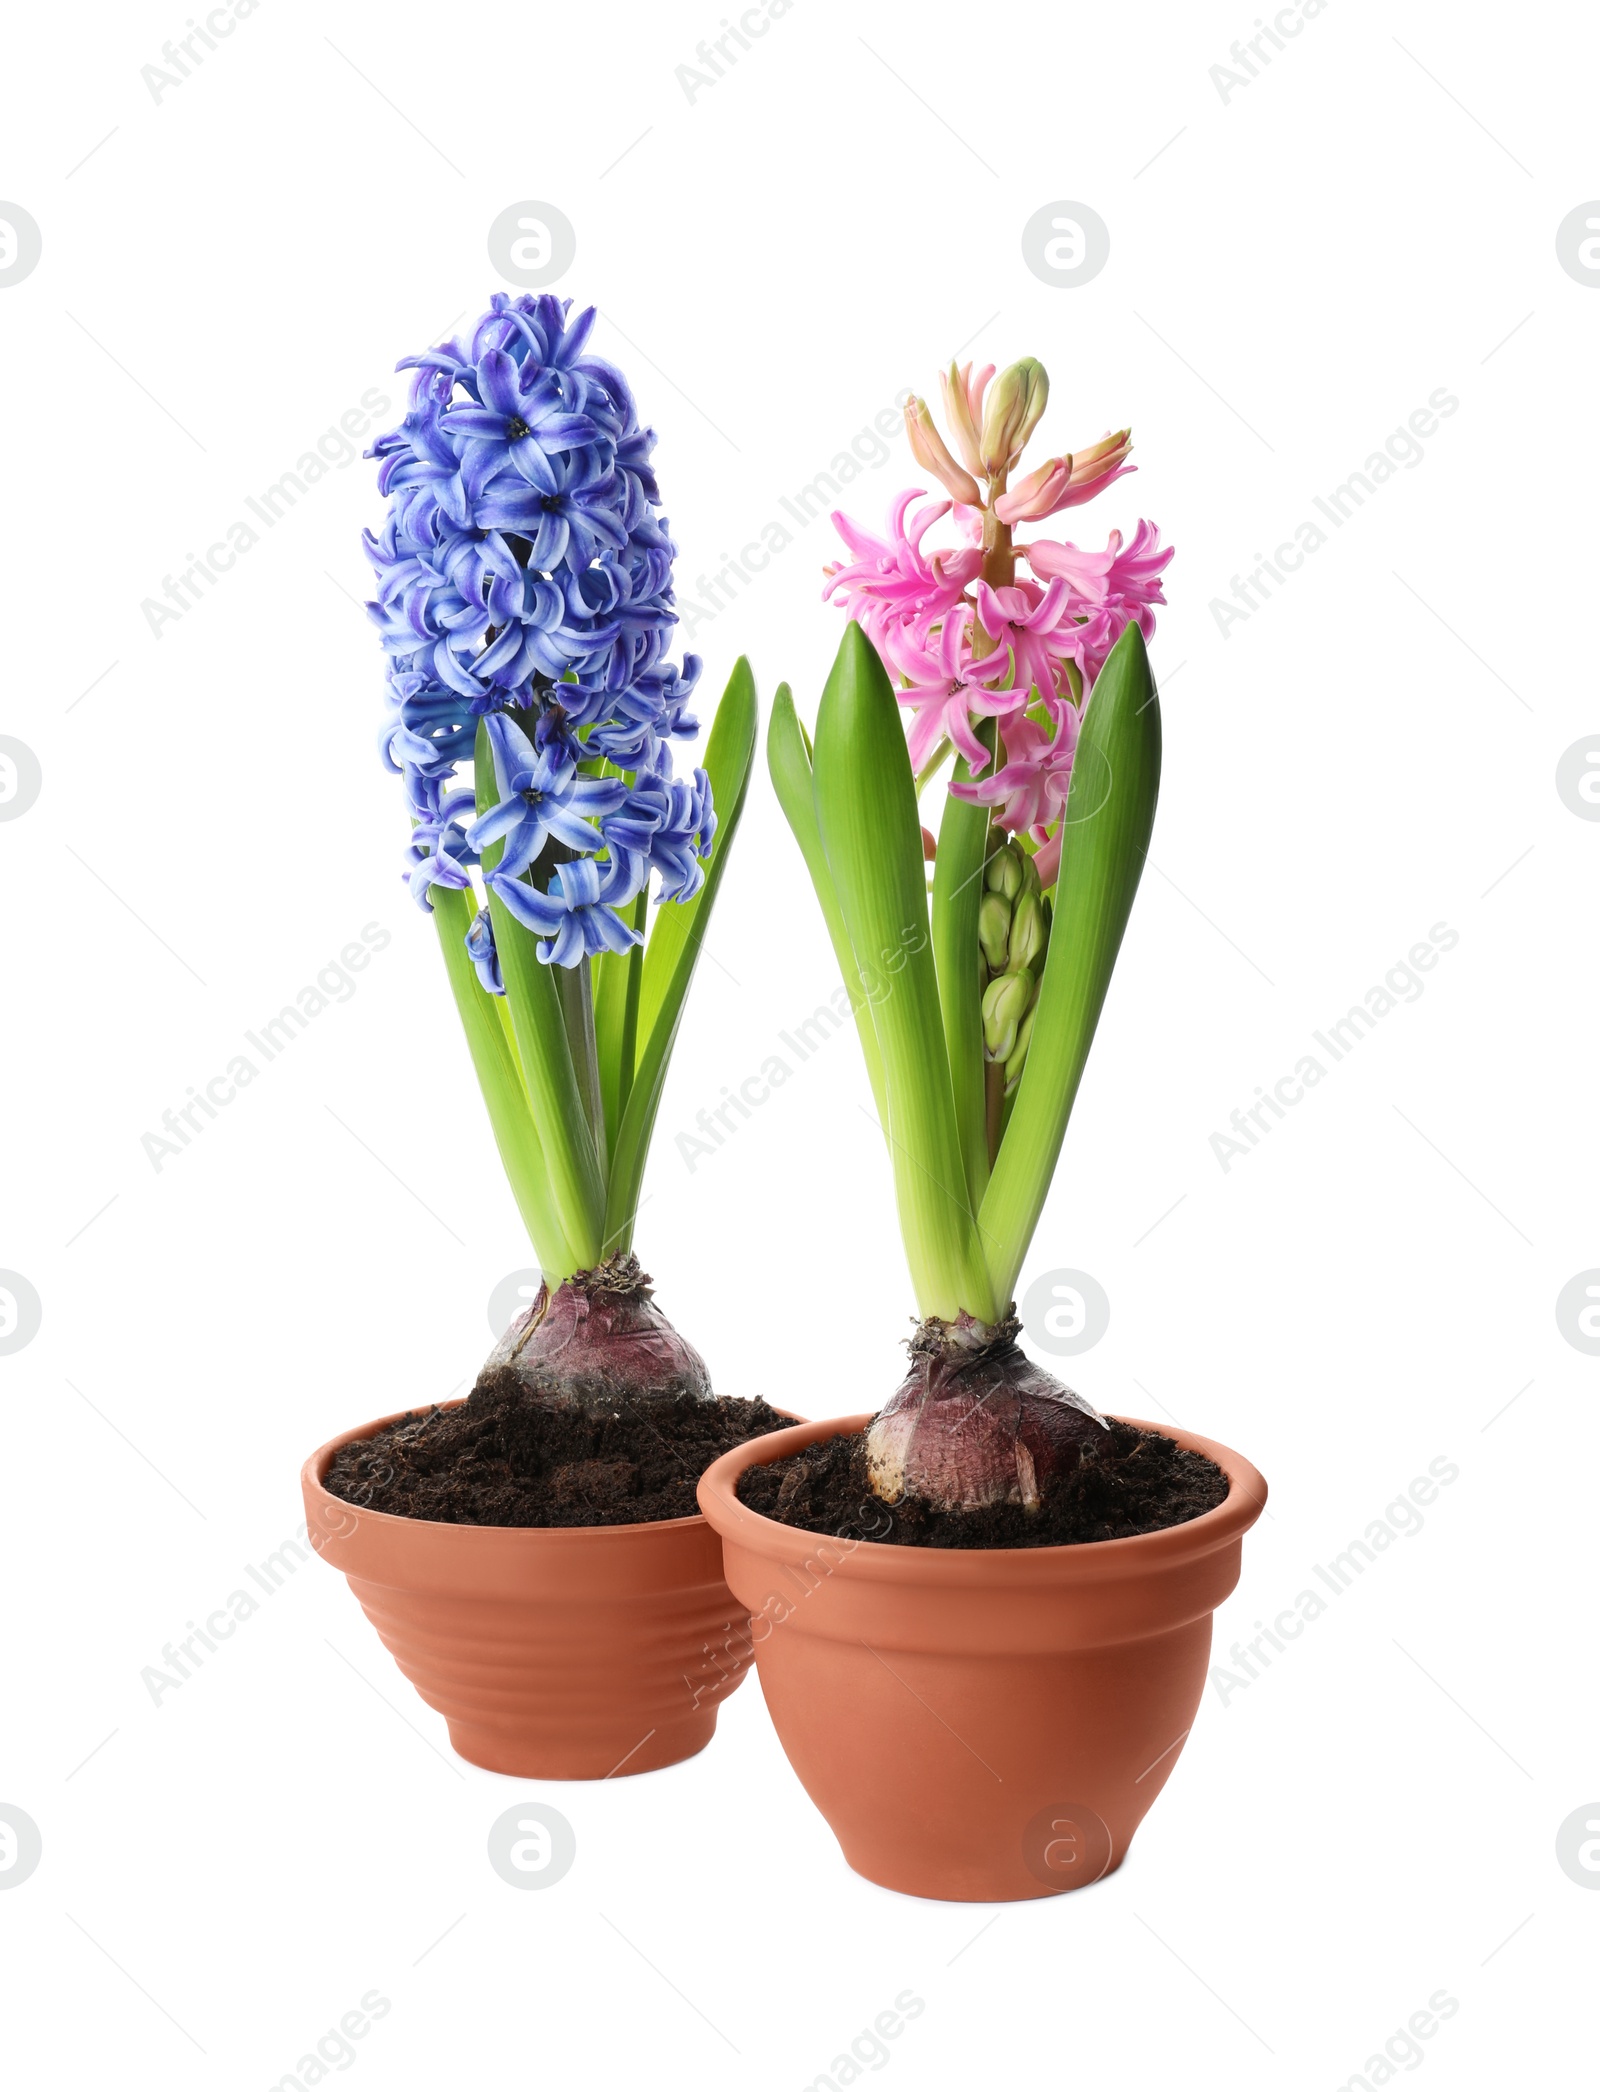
[811,622,998,1324]
[603,658,759,1251]
[428,881,575,1281]
[767,681,888,1133]
[980,621,1161,1305]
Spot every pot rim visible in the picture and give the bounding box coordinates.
[697,1411,1268,1578]
[302,1398,804,1543]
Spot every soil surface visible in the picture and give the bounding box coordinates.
[735,1419,1229,1548]
[322,1371,788,1528]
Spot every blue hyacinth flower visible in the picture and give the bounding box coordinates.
[364,292,716,970]
[466,714,629,877]
[486,855,644,969]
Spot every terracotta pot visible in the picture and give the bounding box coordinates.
[301,1403,763,1780]
[698,1412,1267,1902]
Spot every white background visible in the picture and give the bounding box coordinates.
[1,0,1595,2084]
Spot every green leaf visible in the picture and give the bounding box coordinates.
[810,622,998,1323]
[428,881,576,1280]
[592,891,647,1165]
[979,621,1162,1305]
[634,657,756,1052]
[766,681,889,1133]
[930,724,994,1209]
[476,720,606,1270]
[603,657,759,1252]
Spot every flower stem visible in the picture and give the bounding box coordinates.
[972,475,1015,663]
[594,891,648,1164]
[926,468,1011,1212]
[984,1059,1006,1169]
[914,738,953,796]
[556,955,605,1160]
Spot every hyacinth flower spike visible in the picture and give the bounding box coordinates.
[364,291,759,1411]
[772,353,1170,1514]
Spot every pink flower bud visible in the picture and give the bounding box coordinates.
[904,395,983,508]
[993,430,1134,523]
[993,456,1072,525]
[938,360,990,478]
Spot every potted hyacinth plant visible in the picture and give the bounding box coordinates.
[301,292,785,1781]
[698,355,1267,1899]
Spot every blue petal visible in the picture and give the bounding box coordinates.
[529,511,570,570]
[464,798,524,853]
[542,804,604,853]
[495,814,548,880]
[487,869,563,933]
[509,438,560,494]
[485,711,538,792]
[477,348,522,419]
[540,916,586,968]
[439,406,507,441]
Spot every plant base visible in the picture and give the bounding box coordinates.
[739,1417,1227,1548]
[482,1252,712,1413]
[303,1404,764,1779]
[322,1383,787,1528]
[699,1412,1267,1900]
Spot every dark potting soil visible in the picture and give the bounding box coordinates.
[735,1419,1229,1549]
[322,1372,790,1528]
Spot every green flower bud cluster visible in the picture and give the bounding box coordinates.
[978,830,1051,1094]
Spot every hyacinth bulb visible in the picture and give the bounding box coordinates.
[478,1254,711,1414]
[865,1313,1106,1512]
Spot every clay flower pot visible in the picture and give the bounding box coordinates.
[698,1412,1267,1901]
[302,1404,759,1780]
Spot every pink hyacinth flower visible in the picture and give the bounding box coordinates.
[823,464,1173,889]
[896,653,1022,775]
[950,702,1080,882]
[1024,518,1172,605]
[892,601,1025,773]
[972,577,1087,703]
[1025,522,1172,679]
[823,491,980,659]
